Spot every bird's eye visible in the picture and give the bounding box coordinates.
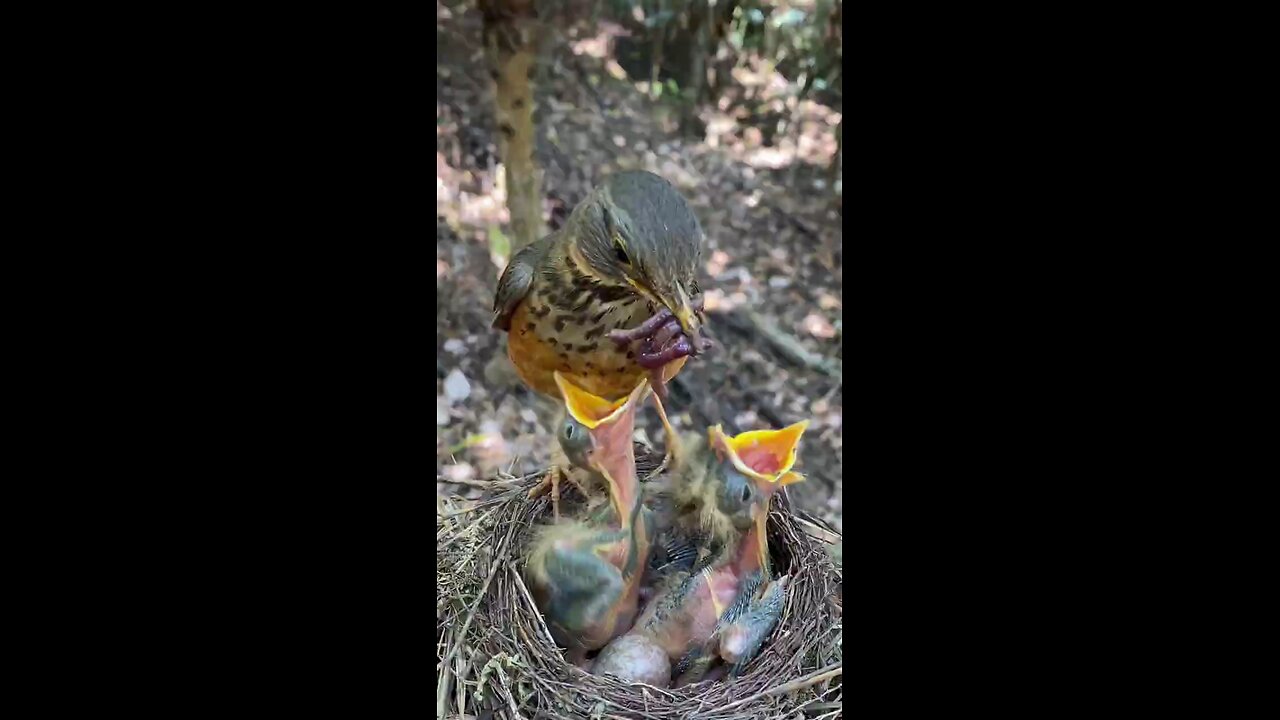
[564,424,575,439]
[741,485,752,503]
[613,240,630,265]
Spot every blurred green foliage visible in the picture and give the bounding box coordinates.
[601,0,841,110]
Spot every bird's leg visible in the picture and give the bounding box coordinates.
[527,407,591,517]
[556,447,592,500]
[527,466,566,522]
[528,403,566,521]
[528,442,589,522]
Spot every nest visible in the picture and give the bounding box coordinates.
[437,457,843,720]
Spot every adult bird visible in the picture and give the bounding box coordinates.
[493,170,707,508]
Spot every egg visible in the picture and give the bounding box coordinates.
[592,634,671,687]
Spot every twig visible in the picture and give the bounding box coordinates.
[509,565,557,647]
[438,501,500,519]
[439,506,500,553]
[439,477,526,489]
[794,515,841,545]
[792,683,844,715]
[708,663,843,714]
[439,627,454,718]
[630,681,679,700]
[456,634,466,716]
[500,683,525,720]
[763,200,820,241]
[437,523,516,717]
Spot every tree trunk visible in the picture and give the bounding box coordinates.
[480,0,544,251]
[679,0,708,137]
[827,0,843,198]
[650,0,666,100]
[832,118,842,197]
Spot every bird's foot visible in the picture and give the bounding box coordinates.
[529,465,593,522]
[561,468,590,498]
[528,465,579,522]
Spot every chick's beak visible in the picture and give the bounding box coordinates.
[708,421,810,492]
[589,380,647,486]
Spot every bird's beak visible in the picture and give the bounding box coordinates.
[708,421,810,497]
[553,372,648,518]
[555,372,632,430]
[709,421,809,576]
[665,282,703,352]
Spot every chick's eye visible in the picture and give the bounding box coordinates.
[740,485,751,503]
[613,242,630,265]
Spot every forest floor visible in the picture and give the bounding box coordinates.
[436,3,844,532]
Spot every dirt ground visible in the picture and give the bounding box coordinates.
[436,2,844,532]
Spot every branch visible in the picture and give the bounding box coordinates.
[717,310,842,381]
[709,663,842,714]
[762,200,820,241]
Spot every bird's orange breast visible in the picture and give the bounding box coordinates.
[506,296,688,401]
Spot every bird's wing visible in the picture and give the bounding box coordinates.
[491,236,550,331]
[715,571,765,629]
[652,527,703,576]
[723,576,788,675]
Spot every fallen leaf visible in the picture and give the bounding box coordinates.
[802,313,837,339]
[706,250,731,277]
[443,463,475,482]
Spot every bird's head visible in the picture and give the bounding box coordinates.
[554,372,649,522]
[568,171,705,349]
[706,421,808,571]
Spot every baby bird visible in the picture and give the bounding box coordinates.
[592,421,808,686]
[638,431,739,591]
[532,370,671,522]
[524,375,655,665]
